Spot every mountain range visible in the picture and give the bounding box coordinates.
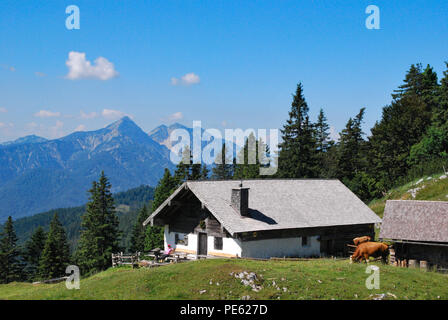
[0,117,188,222]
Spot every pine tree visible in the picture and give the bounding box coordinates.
[277,83,318,178]
[337,108,367,180]
[212,143,233,179]
[130,205,150,253]
[23,227,47,281]
[391,63,438,117]
[434,62,448,126]
[200,164,210,180]
[144,225,164,251]
[233,133,267,179]
[173,147,191,186]
[152,168,177,211]
[75,171,120,274]
[38,213,70,280]
[315,108,331,153]
[369,91,432,188]
[144,168,177,252]
[314,108,334,177]
[190,162,202,180]
[0,216,22,283]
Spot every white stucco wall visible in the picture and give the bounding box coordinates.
[164,226,320,259]
[164,226,242,257]
[240,236,320,259]
[164,226,198,254]
[207,235,242,257]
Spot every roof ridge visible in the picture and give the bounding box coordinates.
[186,178,340,183]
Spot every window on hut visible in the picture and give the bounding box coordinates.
[214,237,223,250]
[302,236,308,247]
[175,233,188,246]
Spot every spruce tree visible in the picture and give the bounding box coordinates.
[434,62,448,126]
[23,226,47,281]
[233,133,267,179]
[337,108,367,180]
[277,83,318,178]
[130,205,150,253]
[152,168,177,211]
[75,171,120,274]
[369,81,432,187]
[200,164,210,180]
[144,226,164,251]
[144,168,177,252]
[173,147,191,185]
[211,143,233,179]
[190,162,202,181]
[38,213,70,280]
[0,216,22,283]
[314,108,334,177]
[315,108,331,153]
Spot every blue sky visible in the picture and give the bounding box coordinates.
[0,0,447,143]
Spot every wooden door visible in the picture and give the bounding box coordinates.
[198,233,208,256]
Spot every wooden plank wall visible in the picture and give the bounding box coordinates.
[394,242,448,269]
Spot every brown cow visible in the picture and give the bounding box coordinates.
[353,236,371,246]
[350,242,389,264]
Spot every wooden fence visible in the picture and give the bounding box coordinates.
[112,251,190,268]
[111,252,140,268]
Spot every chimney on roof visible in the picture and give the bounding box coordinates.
[231,182,250,217]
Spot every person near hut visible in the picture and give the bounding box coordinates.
[159,244,174,261]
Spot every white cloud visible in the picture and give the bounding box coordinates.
[25,122,38,130]
[0,122,14,138]
[34,110,61,118]
[168,112,184,121]
[49,120,64,138]
[80,111,98,119]
[171,72,200,86]
[35,71,46,77]
[0,107,7,113]
[65,51,119,80]
[74,124,86,132]
[102,109,129,120]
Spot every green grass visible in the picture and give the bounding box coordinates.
[369,172,448,218]
[1,259,447,300]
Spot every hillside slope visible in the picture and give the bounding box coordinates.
[10,185,154,251]
[1,259,447,300]
[369,172,448,218]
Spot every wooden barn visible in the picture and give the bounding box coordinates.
[379,200,448,271]
[143,179,381,259]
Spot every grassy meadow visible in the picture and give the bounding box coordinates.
[1,258,447,300]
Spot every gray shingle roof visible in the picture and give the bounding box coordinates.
[145,179,381,235]
[379,200,448,243]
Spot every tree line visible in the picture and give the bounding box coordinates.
[0,171,125,283]
[276,62,448,201]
